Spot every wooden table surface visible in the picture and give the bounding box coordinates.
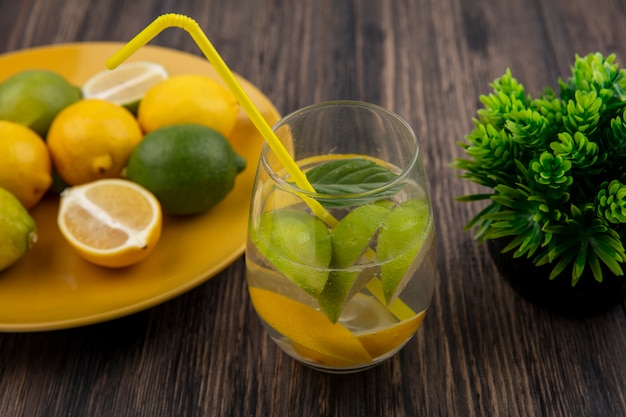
[1,0,626,416]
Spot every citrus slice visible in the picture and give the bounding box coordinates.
[249,287,373,364]
[330,202,391,268]
[251,209,332,297]
[292,310,427,366]
[355,309,426,358]
[365,276,417,321]
[291,342,361,367]
[81,61,168,114]
[57,178,162,268]
[250,286,426,368]
[378,198,432,304]
[317,202,391,322]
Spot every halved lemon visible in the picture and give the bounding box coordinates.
[81,61,168,114]
[57,178,162,268]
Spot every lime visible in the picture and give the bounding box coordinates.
[251,209,332,297]
[0,187,37,271]
[317,203,391,322]
[378,198,432,304]
[126,124,246,215]
[81,61,168,115]
[330,202,392,268]
[0,70,81,137]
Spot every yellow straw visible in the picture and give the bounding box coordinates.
[106,13,337,226]
[106,13,416,319]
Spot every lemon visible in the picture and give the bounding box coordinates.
[126,124,246,215]
[317,202,391,322]
[0,120,53,209]
[378,198,432,304]
[0,187,37,271]
[251,209,332,297]
[47,99,143,185]
[249,287,373,364]
[0,70,81,137]
[290,308,427,367]
[81,61,168,115]
[137,74,239,136]
[57,178,162,268]
[355,310,426,358]
[249,287,427,366]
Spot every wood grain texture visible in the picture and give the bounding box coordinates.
[1,0,626,416]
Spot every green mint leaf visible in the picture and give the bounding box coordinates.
[306,158,400,207]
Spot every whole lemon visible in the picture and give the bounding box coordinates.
[0,70,81,137]
[126,124,246,215]
[0,187,37,272]
[47,99,143,186]
[137,74,239,137]
[0,121,52,209]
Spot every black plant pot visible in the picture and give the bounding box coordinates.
[487,238,626,318]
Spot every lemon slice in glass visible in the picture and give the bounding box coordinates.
[81,61,168,114]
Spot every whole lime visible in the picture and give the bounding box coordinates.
[0,70,81,137]
[0,187,37,272]
[126,124,246,215]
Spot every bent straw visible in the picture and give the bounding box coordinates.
[106,14,415,319]
[106,13,337,227]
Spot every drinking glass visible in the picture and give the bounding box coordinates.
[245,101,436,373]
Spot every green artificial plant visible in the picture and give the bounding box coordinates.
[453,52,626,286]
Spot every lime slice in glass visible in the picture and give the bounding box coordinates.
[378,198,431,304]
[252,209,332,297]
[317,202,391,322]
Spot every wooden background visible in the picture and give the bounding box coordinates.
[1,0,626,416]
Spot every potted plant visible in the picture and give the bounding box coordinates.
[453,52,626,317]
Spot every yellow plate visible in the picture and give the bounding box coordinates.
[0,42,281,332]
